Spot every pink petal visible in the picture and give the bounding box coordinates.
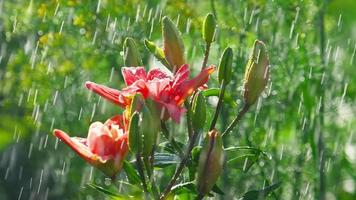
[147,68,171,80]
[146,78,171,100]
[87,122,117,157]
[53,129,95,163]
[85,81,126,107]
[173,65,215,105]
[161,102,186,123]
[172,64,190,87]
[121,67,147,86]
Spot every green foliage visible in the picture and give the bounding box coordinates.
[0,0,355,200]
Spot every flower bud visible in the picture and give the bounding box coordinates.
[141,99,160,157]
[218,47,233,85]
[243,40,270,106]
[162,16,185,71]
[144,39,170,68]
[191,91,206,131]
[202,13,216,44]
[197,129,224,195]
[123,37,142,67]
[128,112,141,154]
[129,93,144,116]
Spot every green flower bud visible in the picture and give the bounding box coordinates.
[128,112,141,154]
[197,129,224,195]
[218,47,233,85]
[202,13,216,44]
[243,40,270,106]
[144,39,170,68]
[141,99,160,157]
[129,93,144,116]
[191,91,206,131]
[162,16,185,71]
[123,37,142,67]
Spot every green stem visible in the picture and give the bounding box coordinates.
[201,42,211,70]
[222,104,250,137]
[160,130,200,200]
[209,80,226,130]
[184,101,194,138]
[317,1,326,199]
[136,153,149,198]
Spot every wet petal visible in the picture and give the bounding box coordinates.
[53,129,95,163]
[147,68,171,80]
[122,67,147,86]
[85,81,126,107]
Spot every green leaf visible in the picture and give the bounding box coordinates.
[171,181,197,194]
[225,146,270,172]
[87,183,125,199]
[240,182,282,200]
[202,88,237,107]
[123,161,141,185]
[212,184,224,195]
[154,153,180,168]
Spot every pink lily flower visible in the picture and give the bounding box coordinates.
[53,115,128,178]
[85,64,215,122]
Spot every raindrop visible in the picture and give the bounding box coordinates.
[17,186,23,200]
[4,167,9,180]
[18,166,23,180]
[59,20,64,34]
[78,107,83,120]
[37,169,43,194]
[90,103,96,122]
[279,144,284,160]
[61,161,66,176]
[28,143,33,159]
[54,137,59,150]
[96,0,101,13]
[52,90,58,105]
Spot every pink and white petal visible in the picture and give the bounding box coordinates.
[121,67,147,86]
[85,81,126,107]
[172,64,190,87]
[53,129,95,163]
[161,102,186,123]
[146,78,171,100]
[147,68,171,80]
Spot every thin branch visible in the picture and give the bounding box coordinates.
[222,104,250,137]
[209,80,226,130]
[201,42,211,70]
[160,131,200,200]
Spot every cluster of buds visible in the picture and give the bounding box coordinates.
[53,12,270,199]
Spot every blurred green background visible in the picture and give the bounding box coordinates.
[0,0,355,199]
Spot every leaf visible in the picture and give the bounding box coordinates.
[240,182,282,200]
[171,181,196,194]
[154,153,180,168]
[87,183,125,199]
[202,88,237,107]
[224,146,270,172]
[123,161,141,185]
[212,184,224,195]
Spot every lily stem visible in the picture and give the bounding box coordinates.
[209,80,226,131]
[201,42,211,70]
[161,121,184,158]
[144,154,160,200]
[160,130,200,200]
[222,104,250,137]
[136,153,149,197]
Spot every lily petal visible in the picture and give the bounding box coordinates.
[122,67,147,86]
[53,129,95,163]
[85,81,126,107]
